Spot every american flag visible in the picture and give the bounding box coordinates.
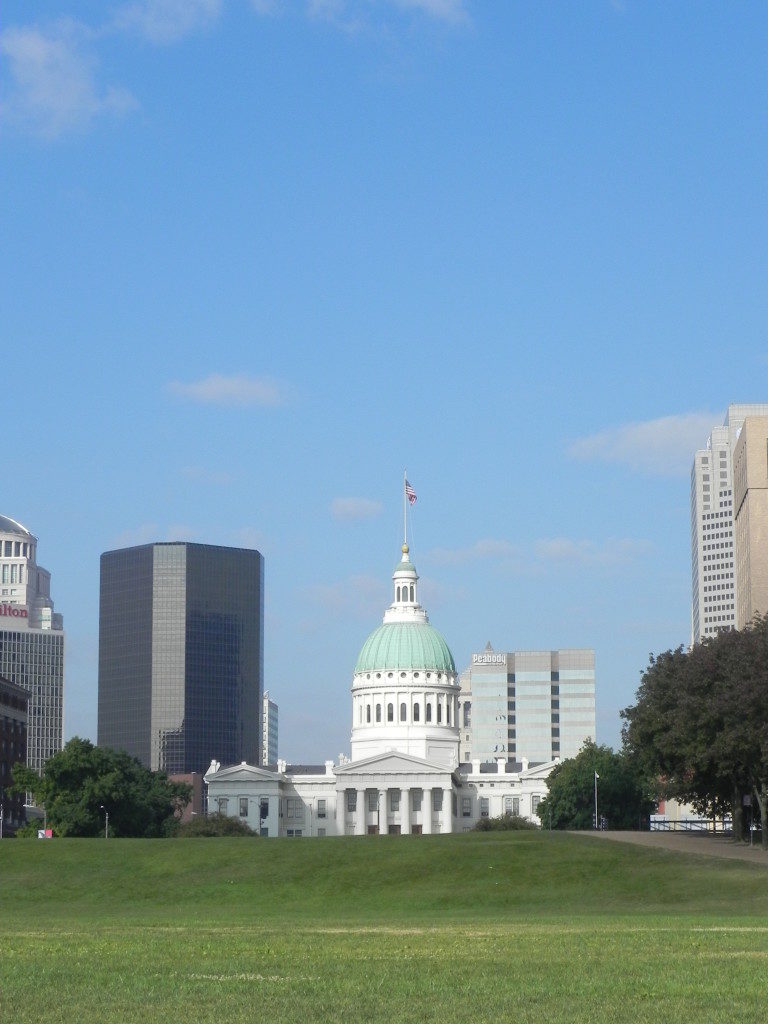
[405,479,417,505]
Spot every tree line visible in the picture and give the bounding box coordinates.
[622,613,768,847]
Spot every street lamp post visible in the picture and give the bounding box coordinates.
[100,805,109,839]
[593,771,599,830]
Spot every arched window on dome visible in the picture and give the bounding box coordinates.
[425,703,432,723]
[409,584,414,602]
[366,705,371,724]
[413,703,420,722]
[396,585,401,601]
[437,703,442,724]
[359,704,363,723]
[400,702,406,722]
[387,703,394,722]
[446,702,451,725]
[376,704,381,723]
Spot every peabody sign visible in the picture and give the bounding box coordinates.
[472,652,506,666]
[0,604,28,618]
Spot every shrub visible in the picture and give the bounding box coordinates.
[175,813,256,837]
[474,813,538,832]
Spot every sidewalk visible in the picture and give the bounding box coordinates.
[575,829,768,865]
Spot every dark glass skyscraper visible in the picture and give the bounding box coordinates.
[98,543,263,775]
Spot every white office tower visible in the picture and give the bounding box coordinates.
[690,404,768,643]
[262,691,278,766]
[0,516,64,776]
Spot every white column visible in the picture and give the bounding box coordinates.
[378,789,387,835]
[334,789,344,836]
[355,788,366,836]
[422,788,432,834]
[401,788,411,834]
[442,786,452,833]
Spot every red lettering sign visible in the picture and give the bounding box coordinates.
[0,604,27,618]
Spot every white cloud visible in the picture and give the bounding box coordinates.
[568,412,721,477]
[428,538,517,565]
[304,574,387,617]
[429,534,649,572]
[330,497,383,522]
[110,522,199,547]
[167,373,288,407]
[534,537,652,567]
[0,22,135,138]
[117,0,222,44]
[230,527,267,551]
[390,0,467,23]
[181,465,232,486]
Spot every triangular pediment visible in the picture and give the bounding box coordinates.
[521,759,557,780]
[205,762,281,783]
[335,750,454,777]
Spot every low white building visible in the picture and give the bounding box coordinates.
[206,541,557,835]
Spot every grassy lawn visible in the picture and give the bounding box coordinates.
[2,832,767,1022]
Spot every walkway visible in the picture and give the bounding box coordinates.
[575,829,768,866]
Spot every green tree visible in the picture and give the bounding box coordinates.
[12,737,191,838]
[176,813,256,837]
[536,740,654,831]
[622,615,768,847]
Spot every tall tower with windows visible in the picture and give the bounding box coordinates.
[690,404,768,643]
[350,543,460,766]
[0,515,64,780]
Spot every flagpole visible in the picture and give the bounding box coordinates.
[403,469,407,547]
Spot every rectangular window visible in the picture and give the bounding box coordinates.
[239,797,248,817]
[317,799,326,819]
[317,828,326,837]
[411,790,422,812]
[368,791,377,812]
[346,790,357,812]
[480,797,489,818]
[532,795,541,814]
[390,790,400,812]
[294,801,304,822]
[217,798,228,814]
[461,796,471,817]
[259,798,269,821]
[286,798,294,818]
[432,789,443,812]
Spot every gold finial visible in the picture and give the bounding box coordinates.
[402,543,409,554]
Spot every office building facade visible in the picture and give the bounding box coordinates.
[0,516,64,778]
[458,646,595,764]
[98,542,264,775]
[733,415,768,629]
[262,691,278,766]
[0,674,29,832]
[690,404,768,642]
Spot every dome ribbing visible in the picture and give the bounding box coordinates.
[355,622,455,674]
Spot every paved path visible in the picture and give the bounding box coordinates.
[575,829,768,866]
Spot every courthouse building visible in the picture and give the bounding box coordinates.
[205,541,560,835]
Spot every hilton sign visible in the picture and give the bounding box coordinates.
[0,604,28,618]
[472,652,506,666]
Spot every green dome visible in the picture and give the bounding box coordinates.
[355,622,456,674]
[393,560,416,574]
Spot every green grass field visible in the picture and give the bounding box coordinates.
[2,832,767,1023]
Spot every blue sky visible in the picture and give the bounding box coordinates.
[2,1,767,762]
